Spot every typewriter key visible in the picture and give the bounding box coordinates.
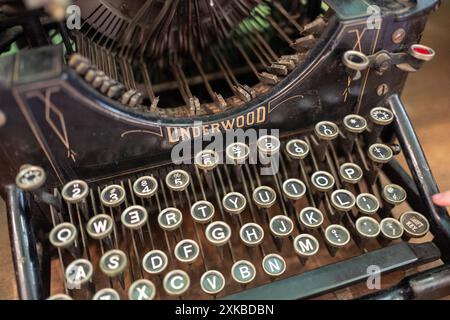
[100,184,126,208]
[195,149,220,171]
[133,176,158,198]
[285,139,310,160]
[92,288,120,300]
[356,193,380,215]
[342,114,367,152]
[62,180,89,204]
[355,216,381,239]
[379,217,404,241]
[324,224,351,256]
[293,234,320,263]
[200,270,226,295]
[142,250,168,274]
[49,222,78,249]
[381,184,407,217]
[158,207,183,231]
[367,143,393,185]
[282,178,306,201]
[231,260,256,284]
[367,107,394,146]
[65,259,93,289]
[311,171,335,192]
[166,169,191,192]
[262,253,286,277]
[269,215,294,238]
[128,279,156,300]
[163,269,191,296]
[205,221,231,246]
[121,205,148,230]
[257,135,281,156]
[86,214,114,240]
[252,186,277,209]
[222,192,247,215]
[15,165,60,207]
[190,200,215,224]
[331,189,355,222]
[175,239,200,264]
[99,249,128,278]
[400,211,430,239]
[314,121,339,161]
[298,207,324,230]
[339,163,363,185]
[226,142,250,164]
[47,294,73,300]
[240,223,264,247]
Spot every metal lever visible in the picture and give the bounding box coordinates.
[343,44,435,76]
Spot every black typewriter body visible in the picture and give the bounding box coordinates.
[0,0,449,300]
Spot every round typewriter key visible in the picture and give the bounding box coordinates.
[252,186,276,208]
[262,254,286,277]
[158,207,183,231]
[382,184,407,205]
[298,207,324,229]
[99,249,128,277]
[205,221,231,246]
[231,260,256,284]
[65,259,93,288]
[325,224,351,248]
[175,239,200,264]
[165,169,190,192]
[257,135,280,156]
[15,165,46,191]
[163,269,191,296]
[133,176,158,198]
[190,200,215,223]
[128,279,156,300]
[331,189,356,211]
[368,143,393,163]
[93,288,120,300]
[355,216,380,239]
[339,163,363,184]
[356,193,379,215]
[226,142,250,164]
[200,270,226,295]
[400,211,430,238]
[282,178,306,200]
[380,218,404,240]
[47,294,73,300]
[369,107,394,126]
[315,121,339,140]
[222,192,247,215]
[409,44,435,61]
[121,205,148,230]
[367,107,394,146]
[195,149,220,171]
[311,171,335,192]
[293,234,320,258]
[240,223,264,246]
[285,139,310,160]
[100,184,126,208]
[343,114,367,133]
[86,214,114,240]
[270,215,294,238]
[49,222,77,249]
[61,180,89,204]
[142,250,168,274]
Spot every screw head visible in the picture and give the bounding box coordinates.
[377,83,389,96]
[392,28,406,44]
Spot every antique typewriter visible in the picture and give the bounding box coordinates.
[0,0,449,300]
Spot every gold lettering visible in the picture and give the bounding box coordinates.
[256,106,266,123]
[247,111,255,126]
[180,127,191,141]
[192,126,201,139]
[236,115,244,128]
[166,127,179,144]
[221,118,235,130]
[202,125,209,136]
[211,123,220,134]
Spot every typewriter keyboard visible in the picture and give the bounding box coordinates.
[38,107,440,300]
